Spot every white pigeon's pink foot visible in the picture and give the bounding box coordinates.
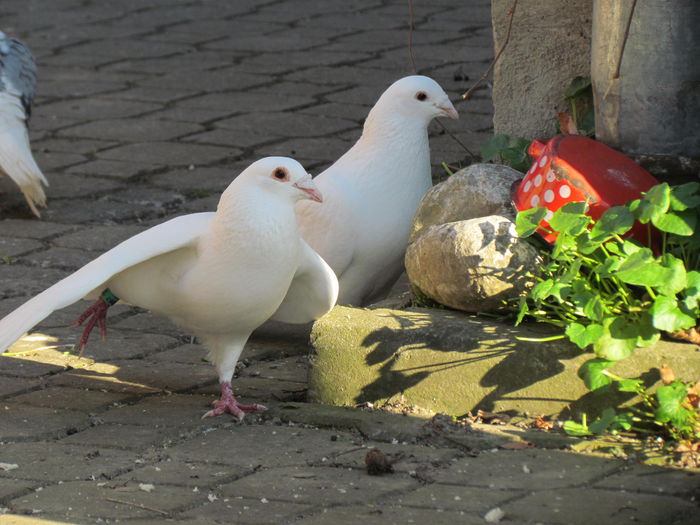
[71,289,120,355]
[202,381,267,421]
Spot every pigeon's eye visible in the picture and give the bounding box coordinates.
[272,167,289,181]
[415,91,428,101]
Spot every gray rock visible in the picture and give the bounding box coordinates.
[406,215,540,312]
[409,163,522,244]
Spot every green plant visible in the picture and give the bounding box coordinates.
[480,134,531,172]
[514,182,700,442]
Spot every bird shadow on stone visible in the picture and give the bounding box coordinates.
[477,219,517,254]
[354,308,579,412]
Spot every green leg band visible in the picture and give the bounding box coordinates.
[100,288,120,306]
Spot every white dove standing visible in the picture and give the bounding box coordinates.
[0,30,47,217]
[0,157,338,420]
[296,75,458,306]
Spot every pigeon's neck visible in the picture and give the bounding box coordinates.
[207,188,300,255]
[361,109,429,147]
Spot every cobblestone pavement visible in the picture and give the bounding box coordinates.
[0,1,698,524]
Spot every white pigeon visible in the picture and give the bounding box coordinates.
[0,30,47,217]
[295,75,458,306]
[0,157,338,420]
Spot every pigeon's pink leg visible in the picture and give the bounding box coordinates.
[202,381,267,421]
[71,289,119,355]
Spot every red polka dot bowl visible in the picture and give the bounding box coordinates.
[512,135,659,244]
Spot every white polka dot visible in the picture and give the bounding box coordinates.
[559,184,571,198]
[539,155,548,167]
[544,189,555,203]
[528,164,535,174]
[546,170,555,182]
[530,195,540,207]
[523,180,532,192]
[545,210,554,221]
[534,174,543,187]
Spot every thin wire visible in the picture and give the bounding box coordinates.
[462,0,518,100]
[612,0,638,79]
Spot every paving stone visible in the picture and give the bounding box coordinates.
[163,425,362,470]
[20,246,95,271]
[32,150,86,171]
[0,265,68,298]
[241,356,308,384]
[6,480,202,521]
[181,496,313,524]
[96,141,234,167]
[322,442,461,474]
[296,504,488,525]
[0,442,137,483]
[51,223,149,251]
[235,50,374,75]
[60,422,175,450]
[0,220,75,240]
[0,238,42,258]
[256,136,353,162]
[78,359,216,393]
[0,376,39,398]
[45,363,177,395]
[113,457,247,489]
[137,68,269,92]
[40,97,162,121]
[503,486,699,525]
[184,127,279,149]
[593,463,700,498]
[145,343,209,365]
[59,118,203,142]
[218,464,419,505]
[0,479,36,505]
[99,85,200,104]
[65,158,159,179]
[147,165,241,193]
[109,310,188,336]
[99,393,216,427]
[42,188,185,223]
[0,403,90,441]
[430,449,622,489]
[9,386,132,412]
[214,111,355,139]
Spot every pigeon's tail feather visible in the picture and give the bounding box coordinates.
[0,265,107,353]
[0,289,60,352]
[0,92,47,217]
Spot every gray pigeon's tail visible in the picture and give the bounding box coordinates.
[0,92,47,217]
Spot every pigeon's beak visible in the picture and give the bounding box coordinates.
[437,99,459,120]
[293,175,323,203]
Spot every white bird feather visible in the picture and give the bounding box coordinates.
[0,30,47,217]
[295,75,458,306]
[0,157,338,419]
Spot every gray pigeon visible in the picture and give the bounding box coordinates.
[0,30,47,217]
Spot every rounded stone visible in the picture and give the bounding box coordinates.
[409,163,522,244]
[405,215,540,312]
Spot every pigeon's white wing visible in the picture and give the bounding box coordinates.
[271,239,338,324]
[0,212,214,351]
